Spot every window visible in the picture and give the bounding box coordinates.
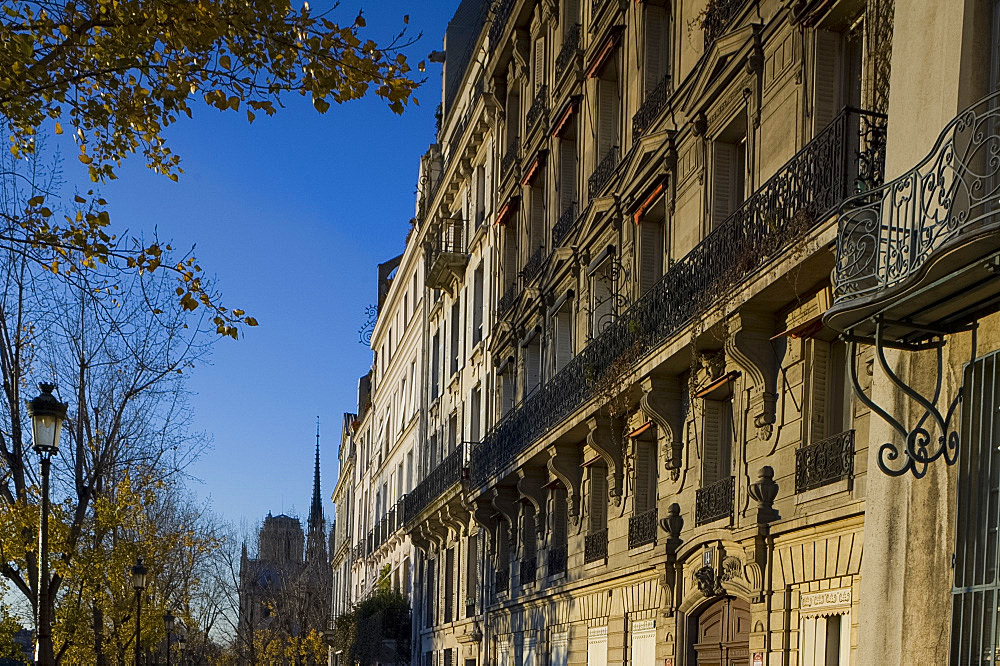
[550,631,569,666]
[465,532,478,617]
[520,502,536,577]
[637,211,664,295]
[429,434,438,472]
[503,222,519,289]
[559,136,577,222]
[562,0,580,33]
[448,412,458,454]
[813,20,865,135]
[499,360,516,415]
[799,603,850,665]
[587,626,608,666]
[521,330,542,398]
[552,294,574,373]
[425,558,435,627]
[431,331,441,400]
[711,114,748,229]
[472,265,484,345]
[470,386,482,443]
[475,165,487,228]
[643,5,669,95]
[404,293,409,322]
[633,429,657,515]
[595,75,619,167]
[702,397,733,486]
[589,463,608,533]
[806,338,853,442]
[444,547,454,623]
[629,620,656,666]
[533,36,545,93]
[450,301,461,376]
[505,82,520,153]
[589,257,616,338]
[527,183,546,266]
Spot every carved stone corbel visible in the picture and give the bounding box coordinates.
[512,29,532,77]
[639,374,684,477]
[546,443,582,525]
[587,415,624,505]
[517,467,548,539]
[491,486,520,547]
[725,311,777,441]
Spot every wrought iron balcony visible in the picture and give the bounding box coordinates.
[584,528,608,563]
[403,443,467,524]
[489,0,515,47]
[553,204,578,246]
[521,245,547,283]
[702,0,748,50]
[425,220,468,292]
[526,86,549,134]
[696,476,735,525]
[588,145,619,198]
[498,281,520,316]
[828,91,1000,342]
[470,107,884,489]
[520,557,537,585]
[548,544,567,576]
[628,507,657,549]
[556,24,582,80]
[495,566,509,593]
[632,74,671,137]
[796,430,855,493]
[501,139,520,179]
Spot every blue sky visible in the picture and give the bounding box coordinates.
[85,2,459,529]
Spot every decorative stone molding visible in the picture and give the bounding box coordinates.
[725,310,777,441]
[800,588,852,618]
[517,467,548,538]
[547,443,582,525]
[638,374,684,476]
[587,415,624,505]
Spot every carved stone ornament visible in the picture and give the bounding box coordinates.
[721,555,744,583]
[694,565,725,597]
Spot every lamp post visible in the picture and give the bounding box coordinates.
[163,610,174,666]
[176,622,186,666]
[131,558,148,666]
[27,383,67,666]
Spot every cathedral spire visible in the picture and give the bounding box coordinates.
[309,416,323,534]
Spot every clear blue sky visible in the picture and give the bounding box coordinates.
[85,1,459,529]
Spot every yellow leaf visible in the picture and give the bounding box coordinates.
[54,122,63,134]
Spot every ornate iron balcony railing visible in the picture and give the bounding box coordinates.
[632,74,671,137]
[796,430,855,493]
[403,443,466,524]
[833,91,999,304]
[521,245,547,283]
[489,0,515,47]
[702,0,748,50]
[556,24,582,80]
[520,557,537,585]
[696,476,735,525]
[553,203,578,246]
[425,220,466,266]
[628,507,657,549]
[501,139,520,178]
[495,566,509,593]
[470,107,884,488]
[526,85,549,133]
[588,145,619,198]
[584,528,608,563]
[548,544,567,576]
[498,281,520,316]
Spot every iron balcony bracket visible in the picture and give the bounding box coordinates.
[846,315,978,478]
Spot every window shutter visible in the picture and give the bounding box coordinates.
[813,29,842,134]
[587,626,608,666]
[563,0,580,31]
[702,399,723,485]
[639,219,664,294]
[531,186,545,250]
[591,268,614,336]
[809,339,831,442]
[504,225,518,286]
[712,142,736,229]
[555,309,573,371]
[590,467,607,530]
[553,486,568,545]
[634,440,652,514]
[597,79,618,157]
[534,38,545,93]
[560,140,577,215]
[525,341,541,394]
[644,6,667,94]
[629,620,656,666]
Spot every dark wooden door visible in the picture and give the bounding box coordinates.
[691,597,751,666]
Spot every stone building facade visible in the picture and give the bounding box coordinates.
[332,0,1000,664]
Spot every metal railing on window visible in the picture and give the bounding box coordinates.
[553,204,578,246]
[495,566,509,593]
[469,107,885,488]
[526,85,549,133]
[628,507,657,549]
[588,145,619,199]
[498,281,520,316]
[795,430,855,493]
[632,74,671,137]
[584,528,608,563]
[425,219,466,268]
[501,139,520,178]
[403,443,467,524]
[520,557,537,585]
[521,245,547,283]
[489,0,515,46]
[696,476,735,525]
[548,544,567,576]
[556,24,581,80]
[702,0,748,50]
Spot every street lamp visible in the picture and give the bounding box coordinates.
[131,558,148,666]
[27,383,67,666]
[176,623,186,666]
[163,610,175,666]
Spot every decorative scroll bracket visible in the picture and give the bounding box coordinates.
[587,415,624,506]
[845,316,974,478]
[638,374,685,478]
[517,467,548,540]
[492,486,520,555]
[725,311,778,441]
[547,444,582,526]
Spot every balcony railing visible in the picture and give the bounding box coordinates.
[632,74,671,137]
[556,24,582,80]
[553,203,578,246]
[702,0,748,50]
[588,145,620,198]
[628,507,657,549]
[501,139,520,178]
[425,220,466,266]
[796,430,855,493]
[526,85,549,133]
[403,443,467,524]
[548,544,567,576]
[521,245,547,283]
[520,557,537,585]
[367,497,405,555]
[498,281,520,316]
[470,107,884,488]
[584,528,608,563]
[495,566,509,593]
[696,476,735,525]
[833,91,999,306]
[489,0,515,47]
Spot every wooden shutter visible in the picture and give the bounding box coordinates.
[531,186,545,250]
[808,339,831,442]
[644,6,667,94]
[504,224,518,286]
[638,219,664,294]
[813,29,843,134]
[534,38,545,93]
[702,399,723,484]
[525,341,541,394]
[552,486,568,545]
[555,309,573,371]
[590,467,607,530]
[634,440,653,514]
[712,142,736,229]
[597,79,618,157]
[560,140,577,215]
[563,0,580,31]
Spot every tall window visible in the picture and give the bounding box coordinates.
[633,429,657,515]
[533,36,545,93]
[702,397,733,486]
[562,0,580,33]
[643,4,670,96]
[807,338,853,442]
[470,386,482,443]
[431,331,441,400]
[450,301,461,376]
[637,208,665,295]
[595,74,619,170]
[552,294,574,373]
[813,19,864,135]
[559,135,578,224]
[711,114,748,229]
[521,330,542,398]
[475,165,487,227]
[589,254,616,338]
[472,265,484,345]
[527,183,546,266]
[589,462,608,533]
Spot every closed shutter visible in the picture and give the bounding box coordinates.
[504,224,518,286]
[712,141,736,229]
[629,620,656,666]
[813,29,843,134]
[597,79,618,157]
[702,400,723,485]
[531,186,545,251]
[560,140,577,215]
[590,467,607,530]
[563,0,580,31]
[534,38,545,93]
[555,309,573,371]
[808,339,831,442]
[644,6,667,94]
[587,626,608,666]
[639,219,664,294]
[634,440,654,514]
[525,341,541,394]
[486,140,495,215]
[552,486,568,545]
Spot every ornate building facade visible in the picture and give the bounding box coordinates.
[332,0,1000,664]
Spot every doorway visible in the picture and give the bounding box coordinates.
[688,597,751,665]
